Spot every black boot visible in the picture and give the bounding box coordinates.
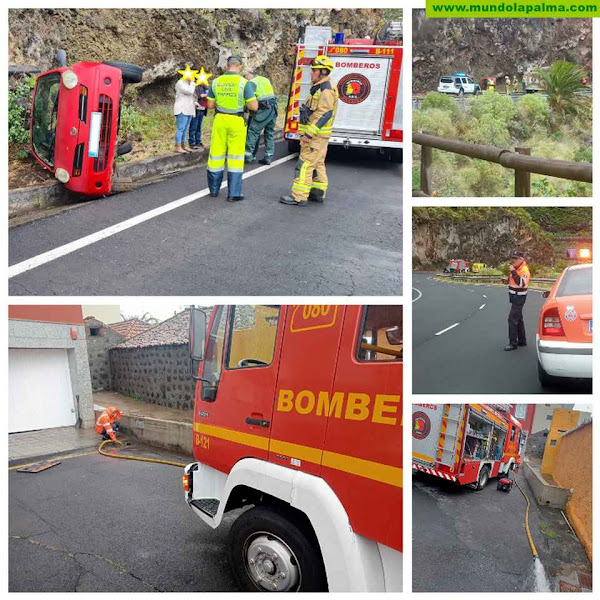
[504,345,518,351]
[259,157,272,165]
[280,195,307,207]
[227,195,245,202]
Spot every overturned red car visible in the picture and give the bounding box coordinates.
[30,58,142,196]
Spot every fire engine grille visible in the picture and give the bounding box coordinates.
[93,94,113,172]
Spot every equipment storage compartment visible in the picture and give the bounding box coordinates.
[464,409,493,460]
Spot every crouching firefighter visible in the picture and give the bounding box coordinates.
[95,406,122,442]
[502,250,530,351]
[244,70,278,165]
[280,55,338,207]
[206,56,258,202]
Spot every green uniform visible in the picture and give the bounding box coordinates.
[245,75,278,161]
[207,72,257,197]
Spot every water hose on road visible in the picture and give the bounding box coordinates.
[98,439,187,468]
[515,478,539,560]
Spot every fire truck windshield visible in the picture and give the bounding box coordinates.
[32,72,61,168]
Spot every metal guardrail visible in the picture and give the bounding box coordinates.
[413,132,592,197]
[438,273,557,284]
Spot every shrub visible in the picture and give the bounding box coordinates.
[515,94,550,134]
[468,90,516,124]
[413,108,456,138]
[421,92,460,119]
[9,78,35,145]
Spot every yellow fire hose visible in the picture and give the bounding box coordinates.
[515,478,539,560]
[98,439,187,468]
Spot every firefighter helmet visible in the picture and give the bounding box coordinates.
[511,250,525,259]
[311,55,334,72]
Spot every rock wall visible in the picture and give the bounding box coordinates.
[412,208,555,269]
[412,12,592,92]
[110,344,195,411]
[9,9,388,101]
[84,318,125,392]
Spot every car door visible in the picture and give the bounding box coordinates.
[194,305,283,473]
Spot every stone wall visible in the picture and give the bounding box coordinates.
[110,344,195,411]
[85,318,124,391]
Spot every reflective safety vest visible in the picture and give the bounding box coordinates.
[211,73,248,115]
[95,410,120,441]
[252,75,275,101]
[508,262,530,295]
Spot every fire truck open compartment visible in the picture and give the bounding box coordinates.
[464,409,507,462]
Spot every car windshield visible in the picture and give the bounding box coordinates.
[556,267,592,297]
[31,72,61,168]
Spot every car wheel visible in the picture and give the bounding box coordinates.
[288,139,300,154]
[116,141,133,156]
[103,61,144,84]
[228,506,327,592]
[388,148,403,163]
[475,466,490,491]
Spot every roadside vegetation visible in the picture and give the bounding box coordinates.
[413,61,592,197]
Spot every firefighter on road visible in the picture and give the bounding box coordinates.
[95,406,122,442]
[280,55,338,207]
[503,250,530,351]
[206,56,258,202]
[244,70,278,165]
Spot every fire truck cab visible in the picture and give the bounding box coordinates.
[184,305,402,592]
[30,56,142,196]
[284,24,403,162]
[412,404,522,490]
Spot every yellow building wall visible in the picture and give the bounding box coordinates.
[541,408,580,475]
[552,422,593,562]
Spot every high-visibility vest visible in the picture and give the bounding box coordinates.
[95,410,119,439]
[252,75,275,101]
[211,73,248,114]
[509,262,530,295]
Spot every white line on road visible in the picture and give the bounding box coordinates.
[483,294,487,298]
[435,322,459,336]
[479,304,486,310]
[413,287,423,302]
[9,153,298,279]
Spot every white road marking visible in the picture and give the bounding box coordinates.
[9,153,298,279]
[435,323,460,336]
[479,304,486,310]
[483,294,487,298]
[413,287,423,302]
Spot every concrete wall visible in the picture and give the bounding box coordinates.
[110,344,195,410]
[552,422,593,562]
[9,319,94,428]
[85,319,124,391]
[523,460,572,509]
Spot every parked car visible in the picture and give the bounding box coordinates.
[443,259,471,273]
[437,73,481,96]
[30,57,143,196]
[536,262,592,387]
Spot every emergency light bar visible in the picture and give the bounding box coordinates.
[566,248,592,260]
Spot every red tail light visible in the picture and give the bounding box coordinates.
[183,474,190,493]
[542,307,564,336]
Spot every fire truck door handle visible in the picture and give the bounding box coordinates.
[245,417,270,428]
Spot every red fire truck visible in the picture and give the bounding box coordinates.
[284,24,403,162]
[30,55,142,196]
[184,305,402,591]
[412,404,522,490]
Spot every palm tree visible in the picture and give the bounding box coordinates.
[536,61,590,118]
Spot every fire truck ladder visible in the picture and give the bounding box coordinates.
[436,404,464,467]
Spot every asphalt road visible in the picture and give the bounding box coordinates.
[412,274,592,394]
[9,445,240,592]
[412,469,589,592]
[9,142,402,296]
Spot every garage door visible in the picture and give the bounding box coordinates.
[9,349,76,433]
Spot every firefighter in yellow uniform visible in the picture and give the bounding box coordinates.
[280,55,338,207]
[207,56,258,202]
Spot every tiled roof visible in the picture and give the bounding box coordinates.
[108,319,153,340]
[115,310,192,349]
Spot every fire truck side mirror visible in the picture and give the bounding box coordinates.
[189,307,206,362]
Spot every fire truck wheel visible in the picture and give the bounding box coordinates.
[475,466,490,491]
[103,61,144,84]
[288,140,300,154]
[228,506,327,592]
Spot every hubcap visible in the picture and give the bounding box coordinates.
[244,532,300,591]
